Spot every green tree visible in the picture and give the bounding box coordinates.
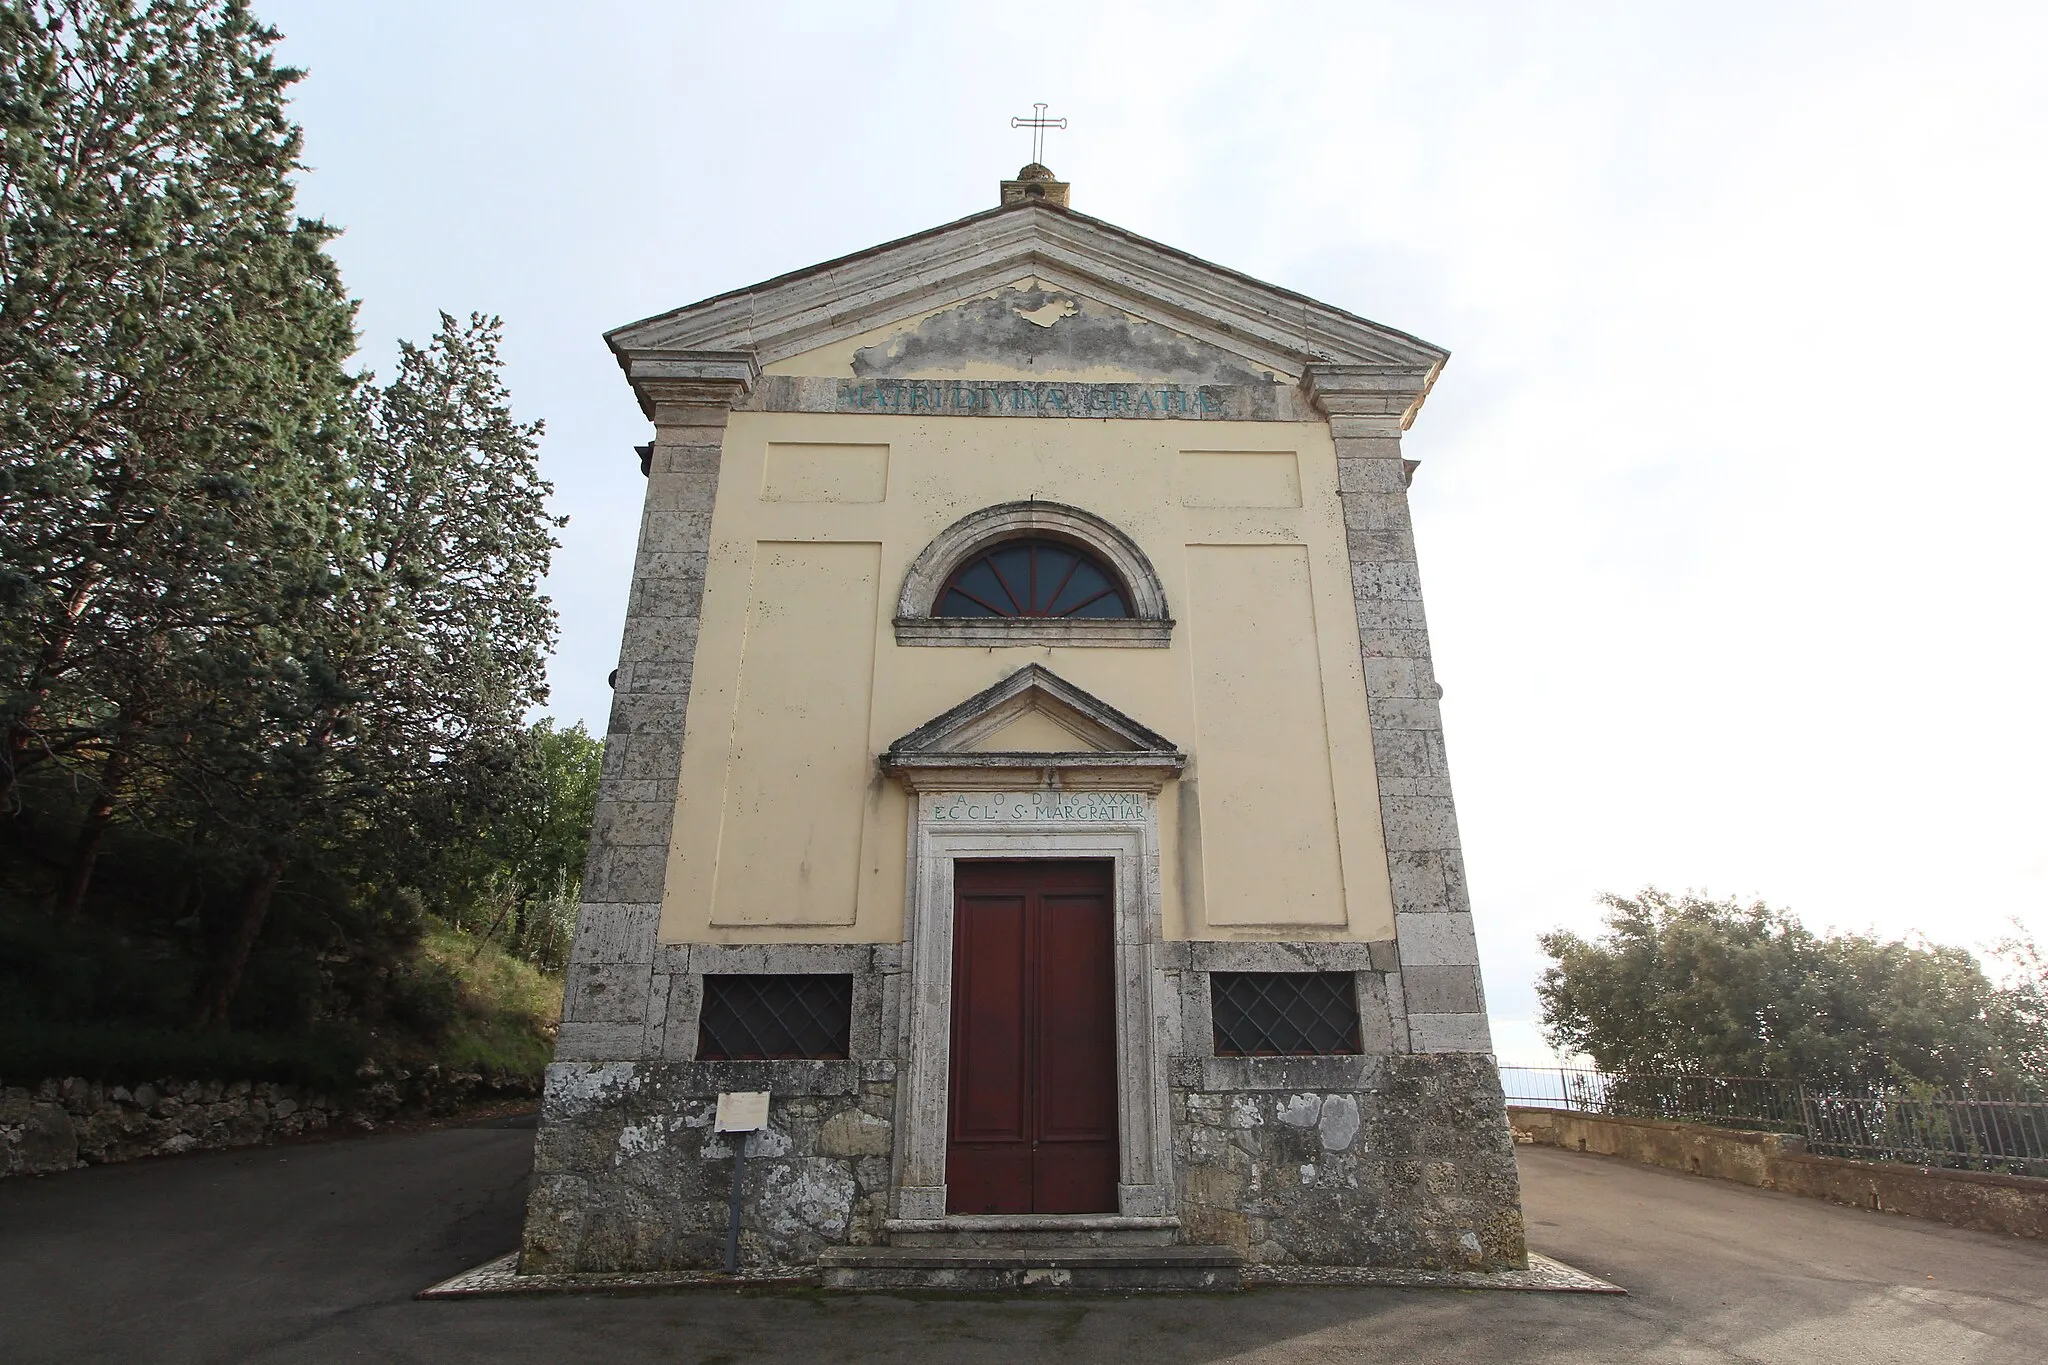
[0,0,356,918]
[451,718,602,966]
[181,313,560,1027]
[1539,888,2048,1091]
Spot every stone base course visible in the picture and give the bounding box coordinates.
[1176,1054,1527,1271]
[519,1060,898,1274]
[523,1053,1526,1274]
[424,1249,1616,1297]
[1,1067,541,1177]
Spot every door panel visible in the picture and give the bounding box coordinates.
[951,892,1028,1141]
[947,860,1118,1215]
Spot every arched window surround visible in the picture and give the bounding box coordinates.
[894,501,1174,648]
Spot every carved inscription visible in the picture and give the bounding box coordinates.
[839,379,1227,418]
[743,375,1309,422]
[929,791,1147,823]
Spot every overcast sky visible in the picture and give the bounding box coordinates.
[263,1,2048,1060]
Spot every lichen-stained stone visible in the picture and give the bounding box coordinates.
[1170,1054,1525,1270]
[518,1061,897,1273]
[818,1109,892,1157]
[1317,1095,1362,1152]
[1276,1093,1323,1128]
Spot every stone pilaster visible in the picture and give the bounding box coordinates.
[1302,364,1492,1056]
[557,350,759,1063]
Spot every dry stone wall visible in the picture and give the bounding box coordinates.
[1,1066,540,1177]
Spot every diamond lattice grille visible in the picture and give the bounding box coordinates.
[698,974,853,1060]
[1210,972,1362,1057]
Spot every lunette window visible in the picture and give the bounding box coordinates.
[935,539,1132,619]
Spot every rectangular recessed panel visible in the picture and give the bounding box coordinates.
[1034,892,1117,1145]
[709,542,880,925]
[1211,972,1362,1056]
[761,442,889,503]
[1178,450,1302,508]
[1184,544,1348,926]
[698,974,853,1060]
[952,892,1029,1143]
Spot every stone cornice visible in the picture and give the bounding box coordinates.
[1299,363,1442,429]
[618,348,760,419]
[884,754,1184,795]
[607,205,1449,383]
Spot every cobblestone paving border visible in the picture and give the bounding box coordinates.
[1243,1253,1624,1294]
[420,1251,1622,1298]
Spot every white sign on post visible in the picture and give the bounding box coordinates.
[715,1091,770,1133]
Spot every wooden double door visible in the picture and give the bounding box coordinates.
[946,859,1120,1215]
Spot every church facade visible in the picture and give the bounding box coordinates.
[519,165,1526,1285]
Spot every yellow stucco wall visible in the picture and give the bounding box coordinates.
[658,397,1396,947]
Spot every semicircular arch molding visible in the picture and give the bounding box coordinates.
[894,501,1173,649]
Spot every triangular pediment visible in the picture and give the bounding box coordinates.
[963,704,1109,754]
[608,202,1446,390]
[772,280,1280,387]
[881,665,1184,776]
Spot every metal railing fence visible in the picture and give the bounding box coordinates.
[1499,1065,2048,1178]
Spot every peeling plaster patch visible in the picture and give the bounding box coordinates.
[1277,1094,1323,1128]
[1228,1095,1263,1130]
[1017,298,1077,328]
[1318,1095,1361,1152]
[850,285,1270,385]
[1459,1232,1483,1258]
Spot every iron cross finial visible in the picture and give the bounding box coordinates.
[1010,103,1067,165]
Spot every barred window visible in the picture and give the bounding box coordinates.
[698,974,853,1060]
[1210,972,1361,1057]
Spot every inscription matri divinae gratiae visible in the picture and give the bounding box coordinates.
[743,376,1307,421]
[930,791,1147,823]
[839,379,1223,417]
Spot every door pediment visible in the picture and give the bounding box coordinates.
[881,665,1185,790]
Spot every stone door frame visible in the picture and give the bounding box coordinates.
[889,802,1175,1220]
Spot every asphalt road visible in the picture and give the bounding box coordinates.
[2,1115,2044,1363]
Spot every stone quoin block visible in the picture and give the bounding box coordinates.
[1408,1013,1497,1054]
[563,961,654,1026]
[567,905,660,966]
[1401,964,1484,1016]
[1394,912,1482,968]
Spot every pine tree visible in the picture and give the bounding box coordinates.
[183,314,561,1027]
[0,0,357,919]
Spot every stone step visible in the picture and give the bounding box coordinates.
[882,1214,1181,1248]
[817,1243,1244,1293]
